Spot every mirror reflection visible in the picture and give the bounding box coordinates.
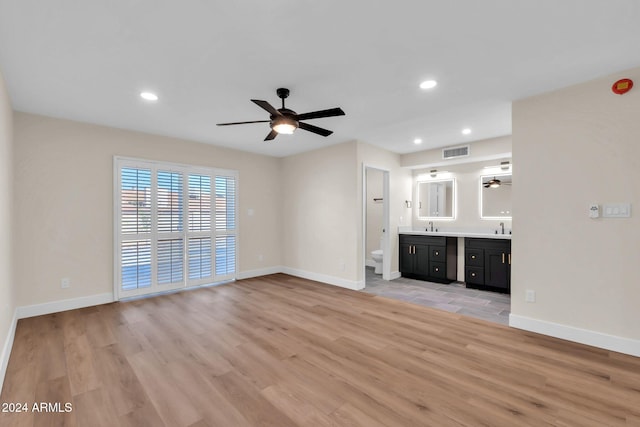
[417,179,454,219]
[481,173,512,218]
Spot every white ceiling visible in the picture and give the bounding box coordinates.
[1,1,639,158]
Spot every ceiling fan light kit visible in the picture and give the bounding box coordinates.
[217,88,345,141]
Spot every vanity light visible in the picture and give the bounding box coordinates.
[430,169,438,178]
[414,138,423,145]
[461,128,471,135]
[140,92,159,101]
[419,80,438,90]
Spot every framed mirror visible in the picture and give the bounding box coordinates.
[481,173,512,219]
[417,179,455,219]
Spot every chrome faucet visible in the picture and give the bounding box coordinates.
[500,222,504,234]
[428,221,434,232]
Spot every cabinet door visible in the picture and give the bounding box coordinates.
[429,262,447,280]
[429,245,446,262]
[399,243,414,273]
[485,248,510,290]
[465,266,484,285]
[414,244,430,276]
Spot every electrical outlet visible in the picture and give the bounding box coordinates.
[61,277,70,289]
[525,289,536,303]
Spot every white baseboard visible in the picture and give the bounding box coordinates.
[236,266,283,280]
[365,259,375,268]
[390,271,401,280]
[282,267,365,291]
[509,314,640,357]
[0,308,18,395]
[16,293,114,320]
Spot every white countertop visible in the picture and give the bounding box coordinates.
[399,230,512,240]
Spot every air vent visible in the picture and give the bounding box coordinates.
[442,145,470,159]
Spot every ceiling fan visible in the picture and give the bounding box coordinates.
[483,177,512,188]
[216,88,345,141]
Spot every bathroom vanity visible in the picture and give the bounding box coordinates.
[399,230,511,293]
[464,237,511,294]
[399,234,457,283]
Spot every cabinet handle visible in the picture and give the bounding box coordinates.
[471,272,476,277]
[508,253,511,265]
[412,245,415,254]
[434,267,439,272]
[502,253,505,264]
[434,251,439,256]
[471,255,476,259]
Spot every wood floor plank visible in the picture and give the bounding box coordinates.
[2,273,639,426]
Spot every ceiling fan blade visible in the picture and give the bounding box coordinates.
[299,122,333,137]
[264,129,278,141]
[251,99,282,116]
[217,120,270,126]
[296,107,345,121]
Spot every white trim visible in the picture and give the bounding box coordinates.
[509,314,640,357]
[16,293,114,320]
[236,266,283,280]
[282,267,365,291]
[390,271,401,280]
[0,308,18,394]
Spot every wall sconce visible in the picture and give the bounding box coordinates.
[405,200,412,208]
[430,169,438,178]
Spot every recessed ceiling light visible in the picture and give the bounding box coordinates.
[413,138,423,144]
[462,128,471,135]
[140,92,158,101]
[419,80,438,90]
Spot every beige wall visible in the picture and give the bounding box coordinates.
[13,113,282,307]
[412,159,512,233]
[0,69,15,389]
[281,141,360,286]
[512,66,640,341]
[357,141,412,279]
[401,135,512,169]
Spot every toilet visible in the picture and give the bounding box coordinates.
[371,236,384,274]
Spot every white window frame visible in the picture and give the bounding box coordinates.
[113,156,238,300]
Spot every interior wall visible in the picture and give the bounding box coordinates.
[512,66,640,342]
[281,141,360,287]
[401,135,512,168]
[13,112,282,307]
[357,141,412,280]
[412,159,512,234]
[0,69,15,391]
[365,168,383,263]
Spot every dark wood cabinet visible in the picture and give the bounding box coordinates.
[399,235,457,283]
[464,238,511,293]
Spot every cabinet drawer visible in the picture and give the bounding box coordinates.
[429,262,447,279]
[465,266,484,285]
[430,245,446,262]
[465,249,484,267]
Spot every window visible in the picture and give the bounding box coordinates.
[115,158,237,299]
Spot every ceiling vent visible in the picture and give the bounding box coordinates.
[442,145,470,160]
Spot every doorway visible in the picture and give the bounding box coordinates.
[363,165,390,283]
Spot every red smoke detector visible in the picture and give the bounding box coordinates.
[612,78,633,95]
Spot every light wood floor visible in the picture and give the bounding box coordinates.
[1,274,639,426]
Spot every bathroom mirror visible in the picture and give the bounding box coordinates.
[417,179,455,219]
[481,173,512,219]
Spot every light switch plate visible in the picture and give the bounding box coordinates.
[602,203,631,218]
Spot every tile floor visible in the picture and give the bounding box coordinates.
[363,267,510,325]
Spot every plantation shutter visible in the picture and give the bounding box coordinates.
[215,175,237,278]
[115,158,238,299]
